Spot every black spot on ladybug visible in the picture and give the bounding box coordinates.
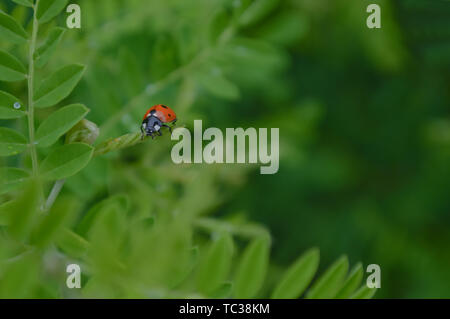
[160,105,168,109]
[168,114,171,117]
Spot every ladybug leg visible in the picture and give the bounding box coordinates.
[162,124,172,133]
[140,125,145,140]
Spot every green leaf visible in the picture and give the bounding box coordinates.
[36,104,89,147]
[86,205,128,274]
[0,167,30,195]
[31,197,78,248]
[56,228,90,258]
[0,50,27,82]
[34,64,86,108]
[3,179,40,241]
[35,27,66,68]
[196,232,234,294]
[171,246,199,289]
[0,251,39,298]
[306,255,349,299]
[0,90,25,119]
[40,143,94,180]
[37,0,69,23]
[0,127,27,156]
[12,0,33,7]
[271,248,320,299]
[234,237,270,298]
[76,195,129,236]
[195,68,240,100]
[239,0,280,27]
[0,10,28,44]
[350,285,377,299]
[335,263,364,299]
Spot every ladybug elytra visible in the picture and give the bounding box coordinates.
[141,104,177,139]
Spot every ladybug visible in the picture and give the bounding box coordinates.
[141,104,177,139]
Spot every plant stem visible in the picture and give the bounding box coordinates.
[94,132,144,156]
[44,179,65,211]
[27,0,40,177]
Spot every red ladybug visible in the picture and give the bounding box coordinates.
[141,104,177,139]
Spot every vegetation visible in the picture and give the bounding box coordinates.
[1,0,448,298]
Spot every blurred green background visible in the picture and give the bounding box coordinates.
[1,0,450,298]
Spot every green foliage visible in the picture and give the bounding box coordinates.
[30,197,77,248]
[41,143,94,180]
[0,0,386,299]
[0,127,27,156]
[0,91,25,119]
[271,248,319,299]
[11,0,33,8]
[234,237,270,298]
[34,64,85,108]
[306,256,349,299]
[36,104,89,147]
[0,50,27,81]
[194,67,240,100]
[34,27,65,68]
[2,179,40,241]
[0,10,28,44]
[335,263,364,299]
[0,167,30,194]
[196,232,234,295]
[36,0,68,23]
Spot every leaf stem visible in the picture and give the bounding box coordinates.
[27,0,40,177]
[44,179,65,211]
[94,132,144,156]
